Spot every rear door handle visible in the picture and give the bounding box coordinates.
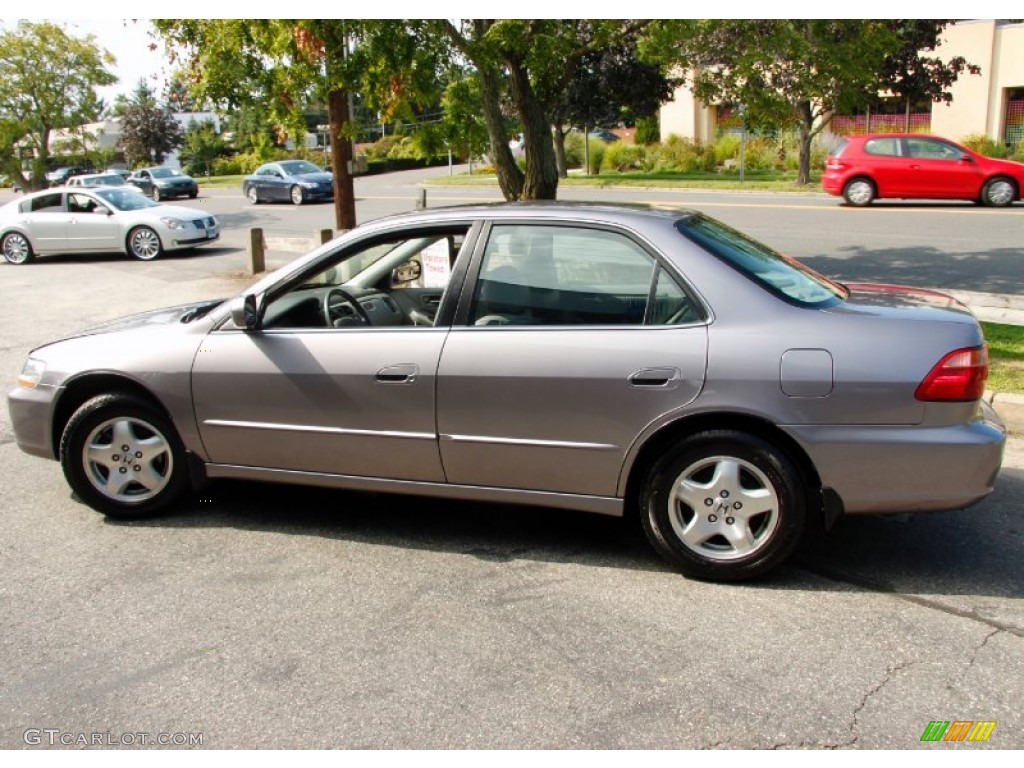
[375,363,419,384]
[628,367,681,388]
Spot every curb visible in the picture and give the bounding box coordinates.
[987,391,1024,436]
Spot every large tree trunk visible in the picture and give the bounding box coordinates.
[478,65,524,201]
[508,59,558,200]
[328,88,357,231]
[553,126,569,179]
[797,100,813,186]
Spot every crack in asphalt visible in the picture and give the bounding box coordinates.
[800,564,1024,638]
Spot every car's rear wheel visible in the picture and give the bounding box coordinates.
[59,394,188,519]
[290,185,304,205]
[842,177,876,206]
[2,231,34,264]
[640,430,806,581]
[127,226,162,261]
[981,176,1016,207]
[247,186,260,204]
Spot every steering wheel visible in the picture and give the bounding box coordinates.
[323,287,372,327]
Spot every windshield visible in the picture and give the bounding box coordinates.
[279,160,322,175]
[676,215,846,307]
[148,167,180,179]
[94,188,160,211]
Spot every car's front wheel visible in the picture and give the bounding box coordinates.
[127,226,162,261]
[247,186,260,204]
[2,231,34,264]
[290,185,304,205]
[151,187,162,202]
[640,430,807,581]
[981,176,1017,207]
[59,394,189,518]
[842,177,876,206]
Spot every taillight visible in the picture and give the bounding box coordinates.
[825,157,845,170]
[915,346,989,402]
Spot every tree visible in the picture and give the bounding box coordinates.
[644,20,979,185]
[0,21,115,190]
[118,80,184,166]
[179,119,228,176]
[548,42,674,177]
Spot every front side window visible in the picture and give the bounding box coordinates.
[906,138,962,160]
[469,224,700,326]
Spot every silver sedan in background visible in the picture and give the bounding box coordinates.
[7,203,1005,580]
[0,186,219,263]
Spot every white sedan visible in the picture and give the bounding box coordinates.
[0,186,219,264]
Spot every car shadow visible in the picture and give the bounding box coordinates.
[105,463,1024,599]
[12,246,236,265]
[802,244,1024,295]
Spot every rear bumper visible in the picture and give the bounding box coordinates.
[785,401,1006,514]
[821,172,844,195]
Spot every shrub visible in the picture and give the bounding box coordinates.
[960,133,1011,159]
[642,135,716,173]
[211,155,246,176]
[634,115,660,145]
[564,133,607,173]
[601,142,646,172]
[714,134,741,164]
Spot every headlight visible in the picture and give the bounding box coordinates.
[160,217,186,229]
[300,182,318,188]
[17,358,46,388]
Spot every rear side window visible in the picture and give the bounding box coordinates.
[830,138,849,157]
[675,215,846,307]
[863,137,901,157]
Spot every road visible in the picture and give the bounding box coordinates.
[0,171,1022,749]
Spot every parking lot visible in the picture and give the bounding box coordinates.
[1,172,1022,748]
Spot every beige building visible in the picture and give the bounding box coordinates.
[659,20,1024,146]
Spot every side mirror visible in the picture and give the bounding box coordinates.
[960,153,973,162]
[229,294,261,330]
[393,260,422,285]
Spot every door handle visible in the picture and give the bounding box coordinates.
[910,164,921,170]
[375,363,419,384]
[628,367,681,388]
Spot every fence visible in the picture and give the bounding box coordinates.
[1007,99,1024,147]
[830,113,931,136]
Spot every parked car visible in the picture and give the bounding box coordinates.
[242,160,334,205]
[823,133,1024,207]
[7,203,1005,581]
[45,166,91,186]
[0,186,218,263]
[66,172,129,188]
[127,167,199,201]
[589,129,621,142]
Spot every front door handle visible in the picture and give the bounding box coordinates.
[375,363,419,384]
[628,367,681,389]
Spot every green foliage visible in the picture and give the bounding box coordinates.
[563,133,608,173]
[713,134,741,164]
[0,21,116,189]
[960,134,1011,159]
[179,119,229,176]
[601,142,646,172]
[643,135,715,173]
[634,115,660,145]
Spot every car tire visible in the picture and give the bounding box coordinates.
[639,430,807,581]
[127,226,163,261]
[842,177,876,206]
[59,393,189,519]
[290,185,304,205]
[981,176,1017,207]
[151,187,162,202]
[188,190,198,199]
[1,231,34,264]
[247,186,260,205]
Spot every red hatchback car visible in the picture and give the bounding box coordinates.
[822,133,1024,207]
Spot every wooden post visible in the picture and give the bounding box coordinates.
[416,188,427,210]
[316,228,333,245]
[248,228,265,274]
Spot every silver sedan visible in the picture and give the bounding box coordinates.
[0,186,219,263]
[7,203,1006,580]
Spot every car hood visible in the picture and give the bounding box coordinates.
[831,283,976,323]
[63,299,225,339]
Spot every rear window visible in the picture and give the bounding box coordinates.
[864,137,901,157]
[675,215,846,307]
[830,138,849,157]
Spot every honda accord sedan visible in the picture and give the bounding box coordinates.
[7,203,1005,580]
[0,186,219,263]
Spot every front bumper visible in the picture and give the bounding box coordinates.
[785,400,1006,515]
[8,383,60,460]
